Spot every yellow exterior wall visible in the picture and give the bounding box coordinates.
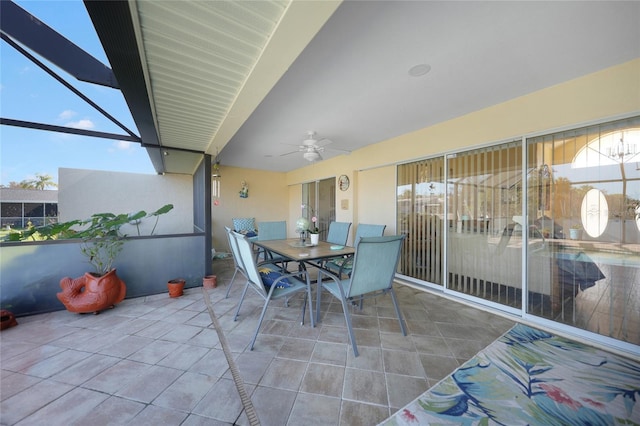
[211,166,289,252]
[216,59,639,249]
[355,166,397,240]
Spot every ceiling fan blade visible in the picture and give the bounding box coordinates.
[325,146,351,154]
[279,150,299,157]
[315,138,333,147]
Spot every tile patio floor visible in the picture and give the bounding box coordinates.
[1,259,515,425]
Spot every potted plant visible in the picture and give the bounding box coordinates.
[168,278,186,297]
[569,223,582,240]
[10,204,173,313]
[203,275,217,289]
[308,216,320,245]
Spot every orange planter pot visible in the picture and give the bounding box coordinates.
[203,275,217,289]
[57,269,127,314]
[0,310,18,330]
[168,279,186,297]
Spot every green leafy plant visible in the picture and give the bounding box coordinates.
[10,204,174,275]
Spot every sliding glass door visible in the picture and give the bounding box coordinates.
[302,177,336,240]
[446,141,524,309]
[395,115,640,347]
[397,157,445,285]
[526,116,640,345]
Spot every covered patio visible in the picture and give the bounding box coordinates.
[2,2,639,424]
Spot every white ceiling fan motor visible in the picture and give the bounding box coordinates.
[303,151,321,162]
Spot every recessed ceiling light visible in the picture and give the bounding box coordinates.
[408,64,431,77]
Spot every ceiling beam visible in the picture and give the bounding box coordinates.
[1,118,141,142]
[83,0,165,173]
[0,0,118,88]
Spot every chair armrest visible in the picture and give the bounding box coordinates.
[337,254,354,277]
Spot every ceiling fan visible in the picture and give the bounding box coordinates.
[281,131,342,162]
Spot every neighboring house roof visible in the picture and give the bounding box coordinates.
[0,189,58,203]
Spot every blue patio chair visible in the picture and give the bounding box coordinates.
[326,221,352,246]
[224,226,247,298]
[325,223,386,277]
[256,220,289,268]
[231,231,314,350]
[316,235,406,357]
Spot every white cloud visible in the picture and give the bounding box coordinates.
[113,140,133,151]
[58,110,76,120]
[108,141,134,153]
[65,119,95,130]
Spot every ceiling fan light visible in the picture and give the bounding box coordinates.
[303,151,321,162]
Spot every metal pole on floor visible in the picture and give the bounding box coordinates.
[202,288,261,426]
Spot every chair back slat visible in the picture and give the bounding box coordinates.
[353,223,386,244]
[231,231,268,298]
[257,221,287,241]
[326,221,352,245]
[347,235,405,298]
[225,226,243,271]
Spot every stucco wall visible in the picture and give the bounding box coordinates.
[356,166,397,240]
[211,166,289,253]
[58,168,193,235]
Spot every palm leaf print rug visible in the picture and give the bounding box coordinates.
[381,323,640,425]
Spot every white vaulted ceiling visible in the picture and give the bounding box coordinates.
[126,0,340,173]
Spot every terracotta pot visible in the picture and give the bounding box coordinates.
[0,310,18,330]
[168,278,186,298]
[203,275,217,289]
[58,269,127,314]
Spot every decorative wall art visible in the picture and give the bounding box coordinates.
[239,181,248,198]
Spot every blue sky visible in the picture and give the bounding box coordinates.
[1,0,155,187]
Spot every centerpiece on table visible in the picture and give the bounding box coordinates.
[295,216,310,245]
[308,216,319,245]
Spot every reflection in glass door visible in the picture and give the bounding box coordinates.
[527,116,640,345]
[446,141,524,309]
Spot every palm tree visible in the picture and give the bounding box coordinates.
[23,174,57,190]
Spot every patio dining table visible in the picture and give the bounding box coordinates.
[251,238,355,324]
[252,238,355,272]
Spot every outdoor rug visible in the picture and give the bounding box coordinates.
[381,323,640,425]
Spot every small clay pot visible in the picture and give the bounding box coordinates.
[0,310,18,330]
[203,275,217,289]
[168,279,186,298]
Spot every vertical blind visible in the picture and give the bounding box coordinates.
[397,157,444,285]
[446,140,523,309]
